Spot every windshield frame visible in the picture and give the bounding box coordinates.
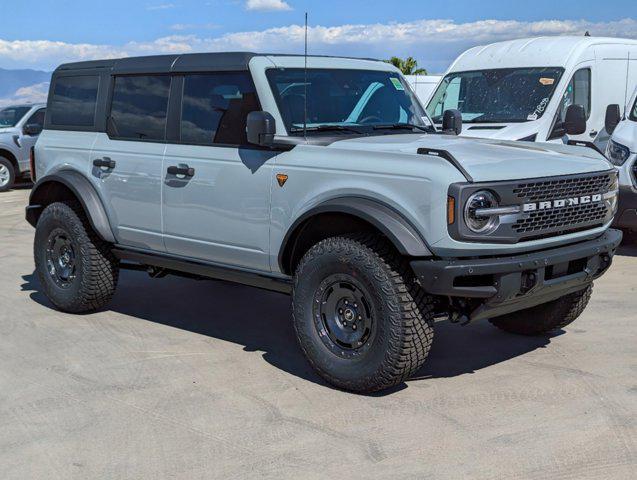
[0,105,32,128]
[426,67,565,124]
[265,67,435,136]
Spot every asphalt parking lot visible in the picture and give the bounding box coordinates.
[0,187,636,480]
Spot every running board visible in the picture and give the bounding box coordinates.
[112,248,292,294]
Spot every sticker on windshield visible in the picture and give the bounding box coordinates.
[527,113,539,121]
[539,78,555,86]
[390,78,405,91]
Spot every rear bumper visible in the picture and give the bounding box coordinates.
[613,185,637,230]
[411,229,622,322]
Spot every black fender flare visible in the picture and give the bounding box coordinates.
[26,170,116,243]
[278,197,433,273]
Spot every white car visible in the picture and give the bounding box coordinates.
[606,87,637,234]
[427,36,637,152]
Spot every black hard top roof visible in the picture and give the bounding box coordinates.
[55,52,381,75]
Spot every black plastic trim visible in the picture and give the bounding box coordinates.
[114,247,292,294]
[417,148,473,182]
[567,139,606,157]
[278,197,433,273]
[613,185,637,229]
[26,170,116,243]
[411,228,622,320]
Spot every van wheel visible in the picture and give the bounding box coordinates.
[489,285,592,336]
[0,157,15,192]
[34,201,119,313]
[292,234,435,393]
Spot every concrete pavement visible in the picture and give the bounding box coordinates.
[1,187,636,479]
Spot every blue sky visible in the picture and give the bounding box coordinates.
[0,0,635,72]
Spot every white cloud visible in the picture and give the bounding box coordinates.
[146,3,176,10]
[245,0,292,12]
[170,23,220,31]
[0,17,635,72]
[0,82,49,107]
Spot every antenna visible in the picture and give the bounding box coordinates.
[303,12,308,140]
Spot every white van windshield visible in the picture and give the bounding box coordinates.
[427,68,564,124]
[631,95,637,121]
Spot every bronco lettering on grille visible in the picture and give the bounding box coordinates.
[523,194,603,212]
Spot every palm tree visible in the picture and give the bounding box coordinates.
[384,56,428,76]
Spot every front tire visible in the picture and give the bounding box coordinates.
[489,285,593,336]
[292,234,435,393]
[34,201,119,313]
[0,157,15,192]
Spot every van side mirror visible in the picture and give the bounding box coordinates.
[605,104,621,135]
[23,123,43,136]
[564,104,587,135]
[247,111,276,147]
[442,109,462,135]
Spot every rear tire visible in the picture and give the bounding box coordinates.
[489,285,592,336]
[34,201,119,313]
[0,157,15,192]
[292,234,435,393]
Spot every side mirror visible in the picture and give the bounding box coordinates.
[23,123,43,136]
[605,104,621,135]
[564,104,587,135]
[246,111,276,147]
[442,109,462,135]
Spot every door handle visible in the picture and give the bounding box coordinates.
[93,157,116,169]
[167,165,195,177]
[589,130,598,138]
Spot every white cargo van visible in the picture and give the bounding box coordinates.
[405,75,441,104]
[427,36,637,151]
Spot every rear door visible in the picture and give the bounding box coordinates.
[89,74,171,252]
[162,71,274,271]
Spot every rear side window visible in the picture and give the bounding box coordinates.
[109,75,171,141]
[180,72,260,146]
[50,75,100,127]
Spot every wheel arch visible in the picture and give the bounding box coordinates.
[278,197,433,275]
[0,147,19,170]
[26,170,116,243]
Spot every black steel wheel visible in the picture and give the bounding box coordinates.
[293,234,435,393]
[34,201,119,313]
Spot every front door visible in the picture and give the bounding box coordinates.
[89,74,172,252]
[162,72,274,271]
[19,108,46,166]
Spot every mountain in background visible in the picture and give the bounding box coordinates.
[0,67,51,106]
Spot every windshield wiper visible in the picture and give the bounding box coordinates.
[290,125,367,134]
[372,123,430,132]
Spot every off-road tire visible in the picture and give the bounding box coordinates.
[34,201,119,313]
[489,285,593,336]
[0,156,15,192]
[292,234,435,393]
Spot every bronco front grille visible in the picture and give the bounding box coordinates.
[512,202,608,235]
[513,173,613,202]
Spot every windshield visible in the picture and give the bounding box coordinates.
[427,67,564,124]
[266,68,433,134]
[631,94,637,122]
[0,106,31,127]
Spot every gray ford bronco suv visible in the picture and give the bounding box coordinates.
[0,103,46,191]
[27,53,622,392]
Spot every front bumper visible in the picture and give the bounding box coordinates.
[411,229,622,322]
[613,185,637,230]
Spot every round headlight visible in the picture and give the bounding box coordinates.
[464,190,500,234]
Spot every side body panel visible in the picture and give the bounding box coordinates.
[162,144,275,271]
[88,133,165,251]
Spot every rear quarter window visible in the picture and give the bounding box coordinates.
[49,75,100,127]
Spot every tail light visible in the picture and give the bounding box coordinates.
[29,147,36,182]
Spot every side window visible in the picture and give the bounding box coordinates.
[109,75,171,141]
[50,75,99,127]
[558,68,591,122]
[180,72,260,146]
[28,109,46,128]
